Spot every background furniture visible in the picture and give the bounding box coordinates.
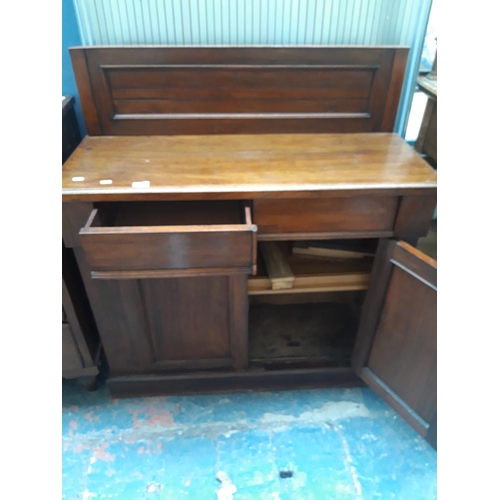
[62,96,82,163]
[63,47,437,448]
[415,52,437,166]
[62,95,101,389]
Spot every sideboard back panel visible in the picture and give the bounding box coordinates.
[70,46,408,136]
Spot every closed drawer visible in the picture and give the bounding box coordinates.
[254,196,398,238]
[80,201,257,278]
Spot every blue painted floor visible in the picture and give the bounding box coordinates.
[62,379,436,499]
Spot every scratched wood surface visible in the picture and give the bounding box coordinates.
[62,133,437,201]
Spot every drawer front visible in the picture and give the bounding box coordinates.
[254,196,398,237]
[80,204,256,276]
[82,230,255,274]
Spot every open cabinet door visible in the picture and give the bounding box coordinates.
[352,240,437,449]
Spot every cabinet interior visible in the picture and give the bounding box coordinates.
[248,239,376,369]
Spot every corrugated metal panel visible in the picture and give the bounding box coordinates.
[73,0,432,134]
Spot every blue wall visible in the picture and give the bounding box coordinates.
[62,0,86,135]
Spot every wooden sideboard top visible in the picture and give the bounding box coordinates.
[62,132,437,202]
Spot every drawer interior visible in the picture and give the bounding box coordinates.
[93,201,247,228]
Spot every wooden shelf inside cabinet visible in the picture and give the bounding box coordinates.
[249,243,373,295]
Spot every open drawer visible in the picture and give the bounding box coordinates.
[80,201,257,279]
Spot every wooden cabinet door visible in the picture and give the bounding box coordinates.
[87,273,248,376]
[352,240,437,448]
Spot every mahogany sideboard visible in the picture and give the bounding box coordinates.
[63,47,437,447]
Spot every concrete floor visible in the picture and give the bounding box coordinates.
[63,379,437,499]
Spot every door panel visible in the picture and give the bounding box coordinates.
[352,240,437,448]
[86,278,155,374]
[89,274,247,375]
[367,265,436,422]
[140,276,231,363]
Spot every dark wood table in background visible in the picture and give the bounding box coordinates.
[415,76,437,166]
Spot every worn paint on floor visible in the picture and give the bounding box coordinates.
[62,379,436,499]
